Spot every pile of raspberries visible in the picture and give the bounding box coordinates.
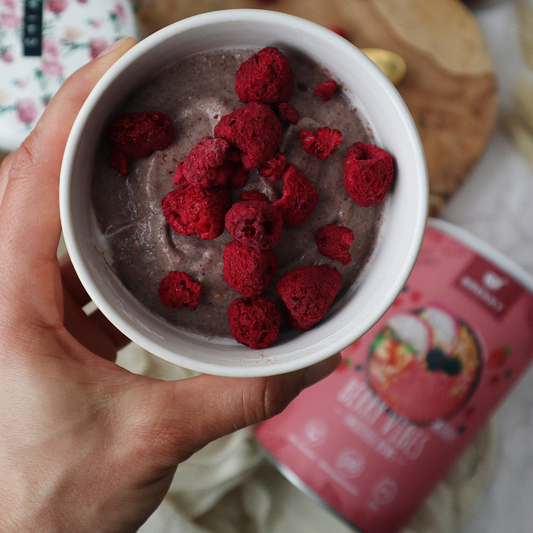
[106,46,394,349]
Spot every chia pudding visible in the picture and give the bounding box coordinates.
[91,48,384,340]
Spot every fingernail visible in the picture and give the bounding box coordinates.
[302,353,342,389]
[96,37,130,58]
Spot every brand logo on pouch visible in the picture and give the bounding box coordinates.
[482,271,508,291]
[455,255,522,318]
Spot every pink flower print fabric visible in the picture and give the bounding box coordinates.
[0,0,139,151]
[16,98,39,124]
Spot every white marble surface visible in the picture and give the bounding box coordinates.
[442,2,533,531]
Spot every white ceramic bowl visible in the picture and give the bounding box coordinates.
[60,9,428,377]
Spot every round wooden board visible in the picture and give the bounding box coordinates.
[137,0,498,216]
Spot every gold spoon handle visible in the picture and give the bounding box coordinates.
[361,48,407,86]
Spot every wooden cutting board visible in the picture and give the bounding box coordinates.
[137,0,498,216]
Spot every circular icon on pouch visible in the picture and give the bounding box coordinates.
[335,448,366,478]
[371,477,398,506]
[367,305,482,425]
[303,419,328,447]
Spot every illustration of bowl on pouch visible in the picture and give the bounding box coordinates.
[367,304,483,425]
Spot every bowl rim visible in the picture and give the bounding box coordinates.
[60,8,428,377]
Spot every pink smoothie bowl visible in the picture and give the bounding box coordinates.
[59,9,428,377]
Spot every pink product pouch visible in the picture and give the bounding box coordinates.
[255,218,533,533]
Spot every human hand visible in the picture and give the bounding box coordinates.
[0,38,340,533]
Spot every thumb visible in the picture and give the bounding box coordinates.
[130,354,342,466]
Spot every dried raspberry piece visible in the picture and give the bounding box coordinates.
[235,47,294,105]
[228,296,280,349]
[182,136,235,188]
[300,127,343,159]
[343,142,394,207]
[107,111,174,175]
[272,164,318,227]
[214,102,282,170]
[228,163,248,187]
[223,240,278,297]
[315,224,355,265]
[258,152,286,182]
[108,147,129,176]
[239,190,268,202]
[224,146,242,162]
[279,103,299,124]
[158,271,203,310]
[314,80,337,102]
[173,161,187,187]
[225,199,283,250]
[276,265,342,331]
[162,185,230,240]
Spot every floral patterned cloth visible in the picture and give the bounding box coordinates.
[0,0,139,153]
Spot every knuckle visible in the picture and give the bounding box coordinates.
[8,137,40,183]
[245,375,301,425]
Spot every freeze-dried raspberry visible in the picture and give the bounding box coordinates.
[225,146,242,162]
[158,271,203,310]
[272,164,318,227]
[181,136,235,188]
[314,80,337,102]
[344,142,394,207]
[223,240,278,297]
[214,102,282,170]
[235,46,294,105]
[300,127,343,159]
[173,161,187,187]
[258,152,286,182]
[228,163,248,187]
[228,296,281,349]
[279,103,299,124]
[162,184,230,240]
[225,199,283,250]
[107,111,174,175]
[276,264,342,331]
[315,224,355,265]
[107,147,129,176]
[240,190,268,202]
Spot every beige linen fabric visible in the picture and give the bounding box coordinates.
[114,346,496,533]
